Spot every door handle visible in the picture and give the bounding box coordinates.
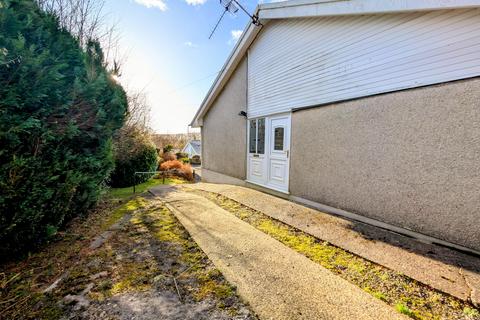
[286,150,289,158]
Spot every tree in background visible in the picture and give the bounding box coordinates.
[109,125,158,188]
[125,90,151,129]
[35,0,123,68]
[152,133,201,151]
[0,0,127,260]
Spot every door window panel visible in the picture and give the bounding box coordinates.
[274,127,284,151]
[249,118,266,154]
[257,118,265,154]
[249,119,256,153]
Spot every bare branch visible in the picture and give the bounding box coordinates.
[125,89,151,129]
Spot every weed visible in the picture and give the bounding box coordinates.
[364,287,387,302]
[396,303,418,318]
[464,307,480,318]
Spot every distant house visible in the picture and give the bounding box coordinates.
[182,140,201,158]
[190,0,480,253]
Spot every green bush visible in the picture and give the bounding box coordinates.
[180,157,190,164]
[109,126,158,188]
[191,155,201,165]
[176,152,188,159]
[0,0,127,260]
[163,144,173,153]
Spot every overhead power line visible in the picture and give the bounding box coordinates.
[166,70,220,94]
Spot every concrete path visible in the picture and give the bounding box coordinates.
[185,183,480,306]
[150,185,406,320]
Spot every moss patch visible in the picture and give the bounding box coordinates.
[464,307,480,318]
[102,197,149,229]
[396,303,418,319]
[0,192,255,319]
[109,260,158,295]
[195,269,236,302]
[191,189,480,320]
[130,203,242,312]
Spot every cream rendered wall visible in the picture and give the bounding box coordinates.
[202,58,247,180]
[290,78,480,251]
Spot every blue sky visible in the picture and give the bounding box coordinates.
[103,0,266,133]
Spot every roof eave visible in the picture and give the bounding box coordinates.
[261,0,480,19]
[190,0,480,128]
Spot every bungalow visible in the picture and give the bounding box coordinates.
[191,0,480,253]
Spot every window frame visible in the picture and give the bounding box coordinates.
[249,119,257,154]
[273,126,285,151]
[248,117,265,155]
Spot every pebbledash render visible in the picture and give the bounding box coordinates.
[191,0,480,253]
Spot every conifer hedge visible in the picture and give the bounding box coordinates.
[110,126,158,188]
[0,0,127,260]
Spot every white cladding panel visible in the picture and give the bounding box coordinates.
[247,9,480,118]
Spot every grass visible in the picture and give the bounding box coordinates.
[191,189,480,320]
[396,303,418,318]
[107,177,186,200]
[0,189,253,319]
[464,307,480,318]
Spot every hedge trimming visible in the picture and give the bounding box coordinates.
[0,0,127,260]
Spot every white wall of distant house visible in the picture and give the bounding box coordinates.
[247,9,480,118]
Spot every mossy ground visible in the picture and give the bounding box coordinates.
[0,180,255,320]
[190,189,480,320]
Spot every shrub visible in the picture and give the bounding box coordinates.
[160,161,194,181]
[0,0,127,260]
[109,126,158,188]
[180,157,190,164]
[163,144,173,153]
[160,160,183,171]
[191,155,201,165]
[176,152,188,159]
[181,164,194,181]
[163,152,177,161]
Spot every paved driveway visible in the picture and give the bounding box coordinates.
[150,185,406,320]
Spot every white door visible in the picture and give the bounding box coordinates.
[247,114,290,193]
[267,115,290,192]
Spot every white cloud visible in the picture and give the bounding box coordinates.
[184,41,198,48]
[133,0,167,11]
[228,29,243,45]
[185,0,207,5]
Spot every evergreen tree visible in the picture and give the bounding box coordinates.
[0,0,127,260]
